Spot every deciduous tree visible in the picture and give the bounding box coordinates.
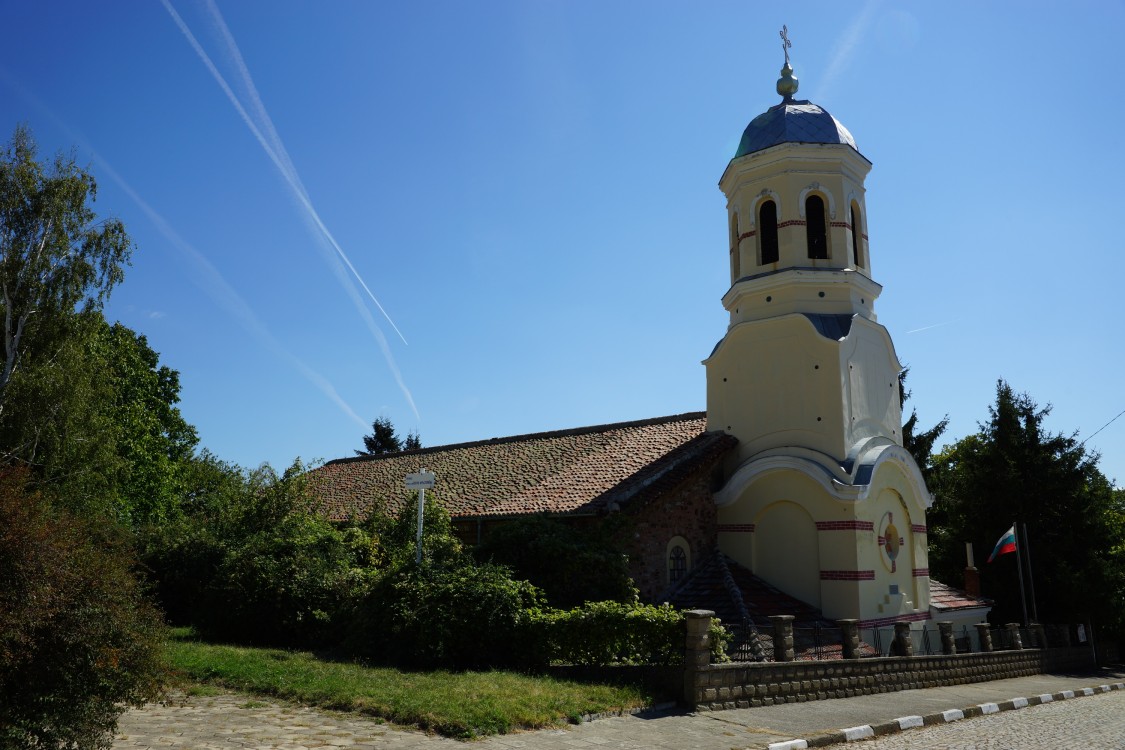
[0,125,131,411]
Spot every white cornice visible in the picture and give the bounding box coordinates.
[722,267,883,309]
[714,441,932,510]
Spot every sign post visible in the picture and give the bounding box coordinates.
[405,469,436,565]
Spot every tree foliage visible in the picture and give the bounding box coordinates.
[898,368,949,486]
[0,125,131,408]
[355,415,419,456]
[139,456,370,646]
[0,312,197,523]
[0,469,165,749]
[927,380,1125,628]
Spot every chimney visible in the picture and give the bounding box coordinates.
[964,542,981,597]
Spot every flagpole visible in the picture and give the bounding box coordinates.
[1014,519,1029,627]
[1021,522,1039,624]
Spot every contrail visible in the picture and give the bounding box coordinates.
[95,157,371,430]
[906,319,958,334]
[159,1,412,357]
[0,62,380,432]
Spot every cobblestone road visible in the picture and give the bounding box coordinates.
[113,682,1125,750]
[855,690,1125,749]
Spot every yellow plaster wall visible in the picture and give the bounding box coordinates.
[753,500,821,608]
[706,315,846,463]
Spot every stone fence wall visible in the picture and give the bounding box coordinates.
[683,610,1096,710]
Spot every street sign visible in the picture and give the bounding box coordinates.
[405,471,435,489]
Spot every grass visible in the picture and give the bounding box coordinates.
[165,629,650,738]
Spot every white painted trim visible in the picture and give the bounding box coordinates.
[799,182,837,220]
[842,726,874,741]
[749,189,782,228]
[714,442,932,509]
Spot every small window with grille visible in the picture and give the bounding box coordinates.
[669,545,687,584]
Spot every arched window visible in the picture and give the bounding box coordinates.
[729,212,740,280]
[806,195,829,259]
[851,203,864,269]
[669,546,687,584]
[758,200,779,265]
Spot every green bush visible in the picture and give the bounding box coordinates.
[534,601,731,667]
[0,469,166,749]
[195,512,368,647]
[139,457,373,647]
[345,561,545,670]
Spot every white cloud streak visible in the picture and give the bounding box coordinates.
[95,158,371,430]
[0,62,371,430]
[160,0,418,418]
[813,0,881,102]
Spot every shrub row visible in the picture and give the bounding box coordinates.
[141,479,730,670]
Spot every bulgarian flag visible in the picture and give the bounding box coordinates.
[987,524,1018,563]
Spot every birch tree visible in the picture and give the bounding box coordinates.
[0,125,131,411]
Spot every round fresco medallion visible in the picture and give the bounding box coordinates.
[878,511,904,573]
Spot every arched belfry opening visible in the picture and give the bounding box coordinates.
[805,194,829,259]
[758,200,779,265]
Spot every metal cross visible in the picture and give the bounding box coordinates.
[780,25,792,66]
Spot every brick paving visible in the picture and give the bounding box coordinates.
[113,671,1125,750]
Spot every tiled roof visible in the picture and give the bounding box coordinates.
[308,412,736,522]
[929,579,993,611]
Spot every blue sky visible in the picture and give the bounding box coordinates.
[2,1,1123,487]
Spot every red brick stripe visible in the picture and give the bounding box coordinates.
[737,231,756,241]
[718,523,755,533]
[912,568,929,577]
[816,520,875,531]
[820,570,875,581]
[911,524,927,534]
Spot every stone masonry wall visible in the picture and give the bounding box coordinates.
[686,647,1096,710]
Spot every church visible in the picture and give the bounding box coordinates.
[309,43,989,633]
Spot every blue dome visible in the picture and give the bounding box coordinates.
[734,100,857,159]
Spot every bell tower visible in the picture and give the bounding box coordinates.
[706,29,933,625]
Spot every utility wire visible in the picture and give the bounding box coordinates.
[1081,407,1125,446]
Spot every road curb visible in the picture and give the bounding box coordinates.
[765,681,1125,749]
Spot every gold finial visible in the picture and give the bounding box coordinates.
[776,25,799,101]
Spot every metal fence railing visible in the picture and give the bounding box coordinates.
[726,620,1070,663]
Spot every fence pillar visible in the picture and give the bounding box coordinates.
[837,619,860,660]
[1005,623,1023,650]
[770,615,795,662]
[975,623,993,652]
[890,621,914,657]
[683,610,714,709]
[1031,623,1047,649]
[937,621,955,655]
